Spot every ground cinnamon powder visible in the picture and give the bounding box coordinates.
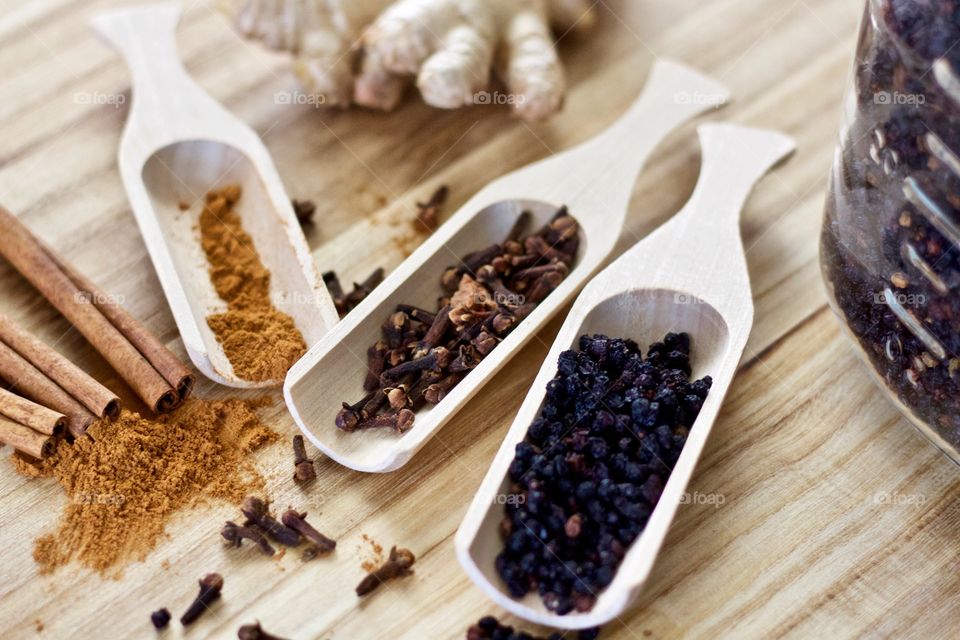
[200,185,307,382]
[16,397,277,575]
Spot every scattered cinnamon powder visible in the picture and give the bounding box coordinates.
[360,533,385,572]
[200,185,307,382]
[17,397,277,576]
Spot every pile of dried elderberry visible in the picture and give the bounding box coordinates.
[496,333,711,614]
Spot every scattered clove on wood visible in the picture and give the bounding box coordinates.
[291,199,316,226]
[281,509,336,556]
[221,521,276,556]
[291,434,316,483]
[336,207,579,434]
[415,185,449,231]
[223,498,338,562]
[238,621,290,640]
[355,546,416,597]
[180,573,224,625]
[323,267,386,318]
[241,496,301,547]
[150,608,171,630]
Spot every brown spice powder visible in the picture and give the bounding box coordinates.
[18,397,277,575]
[200,186,307,382]
[359,533,385,572]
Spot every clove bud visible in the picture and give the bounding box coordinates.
[222,521,276,556]
[324,268,385,318]
[281,509,336,554]
[237,622,289,640]
[180,573,223,625]
[291,199,316,226]
[291,435,316,483]
[415,185,449,231]
[354,409,415,434]
[241,497,301,547]
[355,546,416,597]
[335,207,578,436]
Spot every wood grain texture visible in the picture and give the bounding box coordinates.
[2,1,955,639]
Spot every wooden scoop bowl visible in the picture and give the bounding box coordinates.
[91,3,339,388]
[455,123,796,629]
[284,59,730,472]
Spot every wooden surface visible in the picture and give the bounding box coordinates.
[2,1,957,639]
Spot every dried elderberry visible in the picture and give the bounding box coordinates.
[495,333,711,614]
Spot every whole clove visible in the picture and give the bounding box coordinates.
[150,608,171,630]
[281,509,336,554]
[221,521,276,556]
[415,185,449,231]
[364,341,389,391]
[180,573,224,625]
[424,373,465,404]
[323,268,385,318]
[241,496,301,547]
[355,546,416,597]
[322,271,344,301]
[291,435,316,483]
[291,199,316,226]
[346,268,385,309]
[360,389,388,420]
[353,408,415,434]
[336,393,375,431]
[222,500,340,563]
[395,304,435,325]
[336,207,579,434]
[380,347,450,382]
[238,622,290,640]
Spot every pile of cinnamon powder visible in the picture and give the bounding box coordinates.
[200,186,307,382]
[16,397,277,575]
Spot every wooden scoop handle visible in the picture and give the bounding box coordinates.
[578,60,732,206]
[90,3,239,148]
[677,123,796,237]
[583,123,795,324]
[495,59,730,220]
[90,4,186,93]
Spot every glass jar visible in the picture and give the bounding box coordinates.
[822,0,960,460]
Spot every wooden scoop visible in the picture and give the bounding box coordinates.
[455,124,796,629]
[90,3,339,388]
[285,59,730,472]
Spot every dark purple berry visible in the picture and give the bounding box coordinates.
[495,332,707,614]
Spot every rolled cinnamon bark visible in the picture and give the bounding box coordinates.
[0,414,55,459]
[0,341,95,438]
[0,312,119,418]
[48,256,195,406]
[0,205,178,413]
[0,388,65,436]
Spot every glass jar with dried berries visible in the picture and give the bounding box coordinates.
[822,0,960,460]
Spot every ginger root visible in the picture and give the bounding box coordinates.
[226,0,596,120]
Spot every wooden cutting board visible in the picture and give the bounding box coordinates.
[3,1,958,638]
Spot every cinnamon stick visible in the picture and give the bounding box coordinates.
[44,251,195,405]
[0,388,65,436]
[0,414,55,459]
[0,312,119,418]
[0,205,178,413]
[0,341,95,438]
